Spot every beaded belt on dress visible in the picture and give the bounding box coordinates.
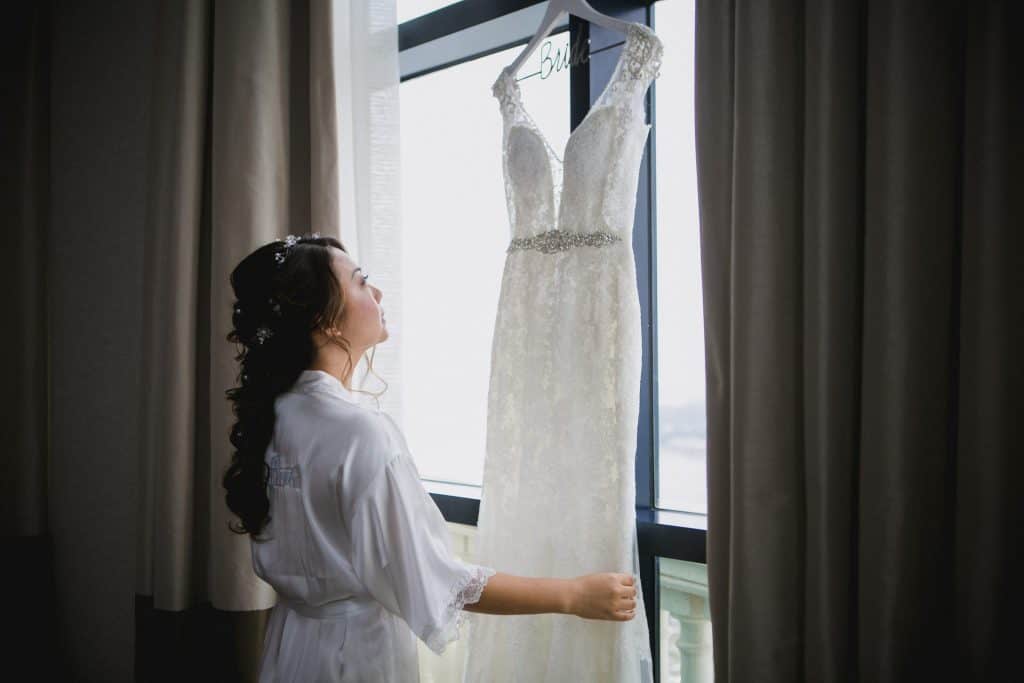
[507,229,622,254]
[278,595,380,619]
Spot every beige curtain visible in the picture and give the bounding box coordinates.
[135,0,342,679]
[6,0,404,678]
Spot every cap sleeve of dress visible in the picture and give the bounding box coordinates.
[344,448,497,655]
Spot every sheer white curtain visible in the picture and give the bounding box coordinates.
[333,0,405,423]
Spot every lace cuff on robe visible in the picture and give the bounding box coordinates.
[423,563,497,656]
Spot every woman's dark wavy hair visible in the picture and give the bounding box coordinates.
[222,234,355,539]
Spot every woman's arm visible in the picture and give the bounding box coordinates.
[463,573,573,615]
[463,571,638,621]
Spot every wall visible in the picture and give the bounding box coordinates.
[50,0,157,679]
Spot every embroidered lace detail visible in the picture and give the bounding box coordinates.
[491,64,521,116]
[599,24,663,236]
[423,563,496,656]
[267,455,301,488]
[622,22,663,83]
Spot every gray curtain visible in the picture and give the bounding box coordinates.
[135,0,340,680]
[694,0,1022,681]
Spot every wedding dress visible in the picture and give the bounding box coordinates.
[463,21,663,682]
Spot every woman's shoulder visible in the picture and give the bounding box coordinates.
[275,391,401,487]
[277,388,381,431]
[319,406,393,450]
[318,408,401,495]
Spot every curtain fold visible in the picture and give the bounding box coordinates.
[694,0,1022,681]
[2,0,50,540]
[2,1,66,679]
[136,0,343,679]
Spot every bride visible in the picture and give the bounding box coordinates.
[222,233,638,682]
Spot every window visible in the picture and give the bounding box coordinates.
[399,38,570,487]
[398,0,462,24]
[397,3,709,681]
[652,0,706,515]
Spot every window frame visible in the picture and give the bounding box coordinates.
[399,2,703,677]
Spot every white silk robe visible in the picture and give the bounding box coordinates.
[251,370,495,682]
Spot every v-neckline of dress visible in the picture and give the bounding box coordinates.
[496,22,651,167]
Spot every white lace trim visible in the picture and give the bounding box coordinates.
[423,563,497,655]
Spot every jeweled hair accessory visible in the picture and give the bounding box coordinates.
[274,232,321,267]
[252,232,322,346]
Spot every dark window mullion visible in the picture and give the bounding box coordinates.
[567,15,591,133]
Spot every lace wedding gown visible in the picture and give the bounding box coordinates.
[463,22,663,682]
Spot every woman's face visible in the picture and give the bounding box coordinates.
[328,247,388,350]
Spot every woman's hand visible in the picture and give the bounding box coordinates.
[568,572,638,621]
